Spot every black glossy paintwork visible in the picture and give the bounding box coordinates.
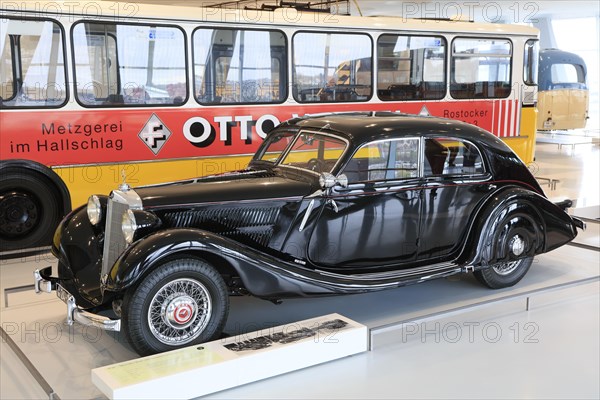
[136,170,315,209]
[308,181,421,269]
[50,113,581,305]
[51,205,106,308]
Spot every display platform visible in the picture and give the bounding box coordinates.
[1,241,598,399]
[536,131,597,152]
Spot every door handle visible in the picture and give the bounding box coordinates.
[327,199,339,213]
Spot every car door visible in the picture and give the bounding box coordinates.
[307,138,422,271]
[418,137,493,261]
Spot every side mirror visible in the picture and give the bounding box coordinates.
[319,173,349,190]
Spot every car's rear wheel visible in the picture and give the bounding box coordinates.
[475,201,540,289]
[474,256,534,289]
[122,257,229,356]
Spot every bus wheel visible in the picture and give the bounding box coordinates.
[0,170,61,252]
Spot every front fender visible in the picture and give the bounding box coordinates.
[104,228,339,299]
[106,228,236,290]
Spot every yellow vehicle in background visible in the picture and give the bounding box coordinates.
[537,49,589,130]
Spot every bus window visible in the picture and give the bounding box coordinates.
[0,19,66,107]
[293,32,372,103]
[451,38,512,99]
[377,34,446,101]
[523,39,539,86]
[72,23,187,106]
[551,63,586,85]
[0,30,15,102]
[193,28,286,105]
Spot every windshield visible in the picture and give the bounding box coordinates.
[256,131,297,163]
[279,132,347,173]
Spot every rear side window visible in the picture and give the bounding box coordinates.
[343,139,420,183]
[424,138,485,176]
[0,18,67,108]
[72,22,187,107]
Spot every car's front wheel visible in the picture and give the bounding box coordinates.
[122,257,229,356]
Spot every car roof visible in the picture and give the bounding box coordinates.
[283,112,501,149]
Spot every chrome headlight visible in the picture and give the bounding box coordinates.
[122,209,137,244]
[87,195,102,225]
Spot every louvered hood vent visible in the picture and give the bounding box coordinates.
[162,207,281,247]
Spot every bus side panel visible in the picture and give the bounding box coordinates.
[517,105,538,164]
[537,89,589,130]
[52,156,253,208]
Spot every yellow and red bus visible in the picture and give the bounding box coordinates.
[0,1,539,251]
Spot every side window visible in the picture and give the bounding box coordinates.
[451,38,512,99]
[377,34,446,101]
[72,22,187,106]
[193,28,286,104]
[0,19,67,107]
[293,32,372,103]
[343,139,419,184]
[523,39,539,86]
[424,138,485,176]
[550,63,585,84]
[0,30,15,101]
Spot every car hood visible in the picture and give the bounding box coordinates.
[134,169,316,209]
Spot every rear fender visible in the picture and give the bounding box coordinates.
[459,187,576,266]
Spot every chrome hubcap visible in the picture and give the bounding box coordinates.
[165,295,197,329]
[148,278,212,345]
[509,234,525,256]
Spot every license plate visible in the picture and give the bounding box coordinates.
[56,284,71,304]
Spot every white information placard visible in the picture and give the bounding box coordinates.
[92,313,367,399]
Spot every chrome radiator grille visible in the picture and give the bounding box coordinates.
[100,198,129,278]
[100,188,142,278]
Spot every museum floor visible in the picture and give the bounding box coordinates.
[1,134,599,399]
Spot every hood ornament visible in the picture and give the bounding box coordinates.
[119,168,131,192]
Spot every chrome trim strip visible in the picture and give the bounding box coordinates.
[299,199,316,232]
[143,195,304,211]
[315,262,457,282]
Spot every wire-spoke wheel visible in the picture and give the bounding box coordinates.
[148,278,212,345]
[475,256,534,289]
[123,258,229,356]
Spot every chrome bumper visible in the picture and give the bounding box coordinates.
[34,267,121,332]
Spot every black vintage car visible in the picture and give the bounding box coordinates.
[35,112,584,355]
